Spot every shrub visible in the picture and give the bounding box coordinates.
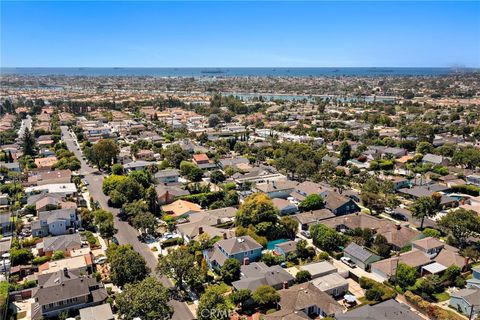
[366,287,384,301]
[295,270,312,283]
[451,184,480,196]
[160,237,184,249]
[405,291,463,320]
[359,277,396,302]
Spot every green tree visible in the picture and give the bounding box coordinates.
[197,285,230,320]
[338,141,352,165]
[180,161,203,181]
[310,224,348,253]
[208,114,221,128]
[93,209,117,241]
[295,270,311,283]
[230,289,252,306]
[52,250,65,261]
[116,277,173,320]
[395,263,417,289]
[416,141,433,155]
[252,285,280,308]
[10,247,33,266]
[280,216,299,239]
[111,163,124,175]
[132,211,158,235]
[92,139,119,169]
[410,193,441,229]
[210,170,226,184]
[235,193,278,228]
[438,208,480,247]
[298,194,324,211]
[163,144,190,168]
[107,245,150,287]
[21,127,36,156]
[157,246,195,287]
[220,258,241,285]
[373,235,391,258]
[102,174,127,195]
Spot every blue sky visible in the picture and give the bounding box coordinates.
[1,1,479,67]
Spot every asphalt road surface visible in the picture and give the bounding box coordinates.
[60,126,194,320]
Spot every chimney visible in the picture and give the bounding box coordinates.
[243,257,250,265]
[198,227,204,235]
[223,233,228,239]
[63,267,68,277]
[283,281,289,289]
[396,223,401,230]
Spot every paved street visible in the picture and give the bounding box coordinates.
[60,126,194,320]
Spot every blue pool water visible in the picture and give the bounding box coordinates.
[266,238,289,250]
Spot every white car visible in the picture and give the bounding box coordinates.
[340,257,356,268]
[94,256,107,265]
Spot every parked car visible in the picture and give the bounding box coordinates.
[94,256,107,265]
[340,257,356,268]
[301,230,311,239]
[111,236,119,245]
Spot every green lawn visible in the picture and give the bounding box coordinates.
[433,291,450,302]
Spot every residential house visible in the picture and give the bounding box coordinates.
[37,253,93,276]
[343,243,381,270]
[192,153,216,170]
[203,236,263,269]
[161,200,202,218]
[219,157,250,170]
[323,191,360,215]
[231,262,294,292]
[136,149,155,161]
[467,266,480,289]
[0,212,12,235]
[273,240,297,257]
[155,169,180,184]
[27,169,72,186]
[155,184,190,205]
[311,273,349,298]
[299,261,339,279]
[0,161,20,173]
[422,153,449,166]
[37,233,83,257]
[336,299,422,320]
[79,304,114,320]
[254,180,297,199]
[31,208,79,237]
[264,282,343,319]
[234,167,286,185]
[272,198,298,215]
[176,207,237,242]
[123,160,155,172]
[25,183,78,197]
[450,288,480,318]
[31,269,108,319]
[289,181,332,202]
[292,209,335,230]
[467,174,480,187]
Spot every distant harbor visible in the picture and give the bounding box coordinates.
[1,67,475,77]
[223,92,397,103]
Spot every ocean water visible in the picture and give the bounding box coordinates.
[1,67,475,77]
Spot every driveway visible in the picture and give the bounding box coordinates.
[61,126,194,320]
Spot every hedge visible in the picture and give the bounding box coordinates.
[451,184,480,196]
[161,237,184,249]
[0,281,8,315]
[405,291,463,320]
[359,277,396,303]
[177,191,225,207]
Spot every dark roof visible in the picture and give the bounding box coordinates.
[292,209,335,225]
[232,262,294,291]
[335,299,422,320]
[324,191,356,211]
[42,233,82,252]
[344,243,375,262]
[217,236,262,255]
[265,282,343,319]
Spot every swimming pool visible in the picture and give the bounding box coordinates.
[266,238,289,250]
